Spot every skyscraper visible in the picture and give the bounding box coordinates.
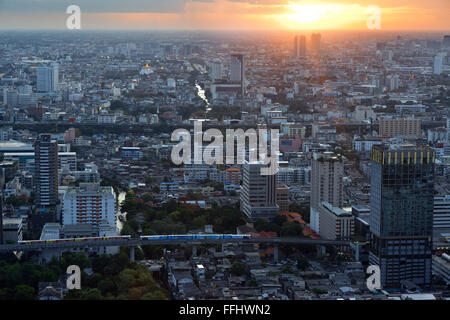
[443,35,450,48]
[230,53,245,97]
[209,58,223,81]
[62,183,116,227]
[310,33,321,55]
[310,152,344,234]
[369,145,435,288]
[37,64,59,93]
[294,34,306,58]
[240,161,279,222]
[34,134,59,207]
[434,53,444,75]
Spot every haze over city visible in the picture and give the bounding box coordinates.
[0,0,449,31]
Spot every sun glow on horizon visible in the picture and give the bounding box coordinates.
[0,0,446,31]
[274,3,374,30]
[286,4,328,23]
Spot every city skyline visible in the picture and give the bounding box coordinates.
[0,0,449,303]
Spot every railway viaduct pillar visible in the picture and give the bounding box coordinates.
[273,245,279,262]
[130,246,135,262]
[316,245,326,257]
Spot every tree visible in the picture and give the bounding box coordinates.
[311,288,327,295]
[142,193,154,203]
[280,222,303,237]
[254,219,268,232]
[5,195,28,207]
[81,288,103,300]
[91,255,111,274]
[281,265,295,274]
[165,199,178,213]
[273,215,287,226]
[192,216,207,229]
[231,262,248,276]
[14,285,35,300]
[141,291,167,300]
[98,279,116,296]
[126,190,135,200]
[71,252,91,270]
[297,256,310,271]
[247,280,258,287]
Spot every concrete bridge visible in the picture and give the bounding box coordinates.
[0,237,351,254]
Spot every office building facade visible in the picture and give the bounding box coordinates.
[294,35,306,58]
[62,183,116,227]
[379,117,421,137]
[310,152,344,233]
[34,134,59,207]
[230,53,245,97]
[37,64,59,93]
[310,33,321,55]
[318,201,354,241]
[369,145,435,288]
[240,161,279,222]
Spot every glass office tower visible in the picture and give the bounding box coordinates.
[369,144,435,288]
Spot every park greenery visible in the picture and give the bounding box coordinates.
[120,190,245,241]
[0,249,167,300]
[121,190,307,242]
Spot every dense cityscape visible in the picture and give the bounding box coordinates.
[0,25,449,302]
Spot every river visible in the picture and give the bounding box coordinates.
[116,191,127,231]
[195,83,211,112]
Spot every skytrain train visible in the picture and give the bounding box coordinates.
[140,234,251,241]
[17,234,251,245]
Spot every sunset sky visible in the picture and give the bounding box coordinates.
[0,0,449,31]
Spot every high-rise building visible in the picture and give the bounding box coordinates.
[34,134,58,207]
[379,117,421,138]
[240,161,279,222]
[385,74,399,91]
[443,35,450,48]
[64,128,77,143]
[310,33,321,55]
[276,184,290,212]
[433,195,450,230]
[318,201,354,241]
[381,50,393,62]
[369,145,435,288]
[230,53,245,97]
[209,58,223,81]
[62,183,116,227]
[310,152,344,234]
[37,64,59,93]
[434,53,444,75]
[294,35,306,58]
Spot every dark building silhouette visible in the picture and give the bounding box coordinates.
[34,134,58,207]
[369,144,435,288]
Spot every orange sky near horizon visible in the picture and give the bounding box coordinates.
[0,0,449,31]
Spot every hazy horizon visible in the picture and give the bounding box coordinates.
[0,0,449,31]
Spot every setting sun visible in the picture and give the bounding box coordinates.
[275,3,371,30]
[286,4,327,23]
